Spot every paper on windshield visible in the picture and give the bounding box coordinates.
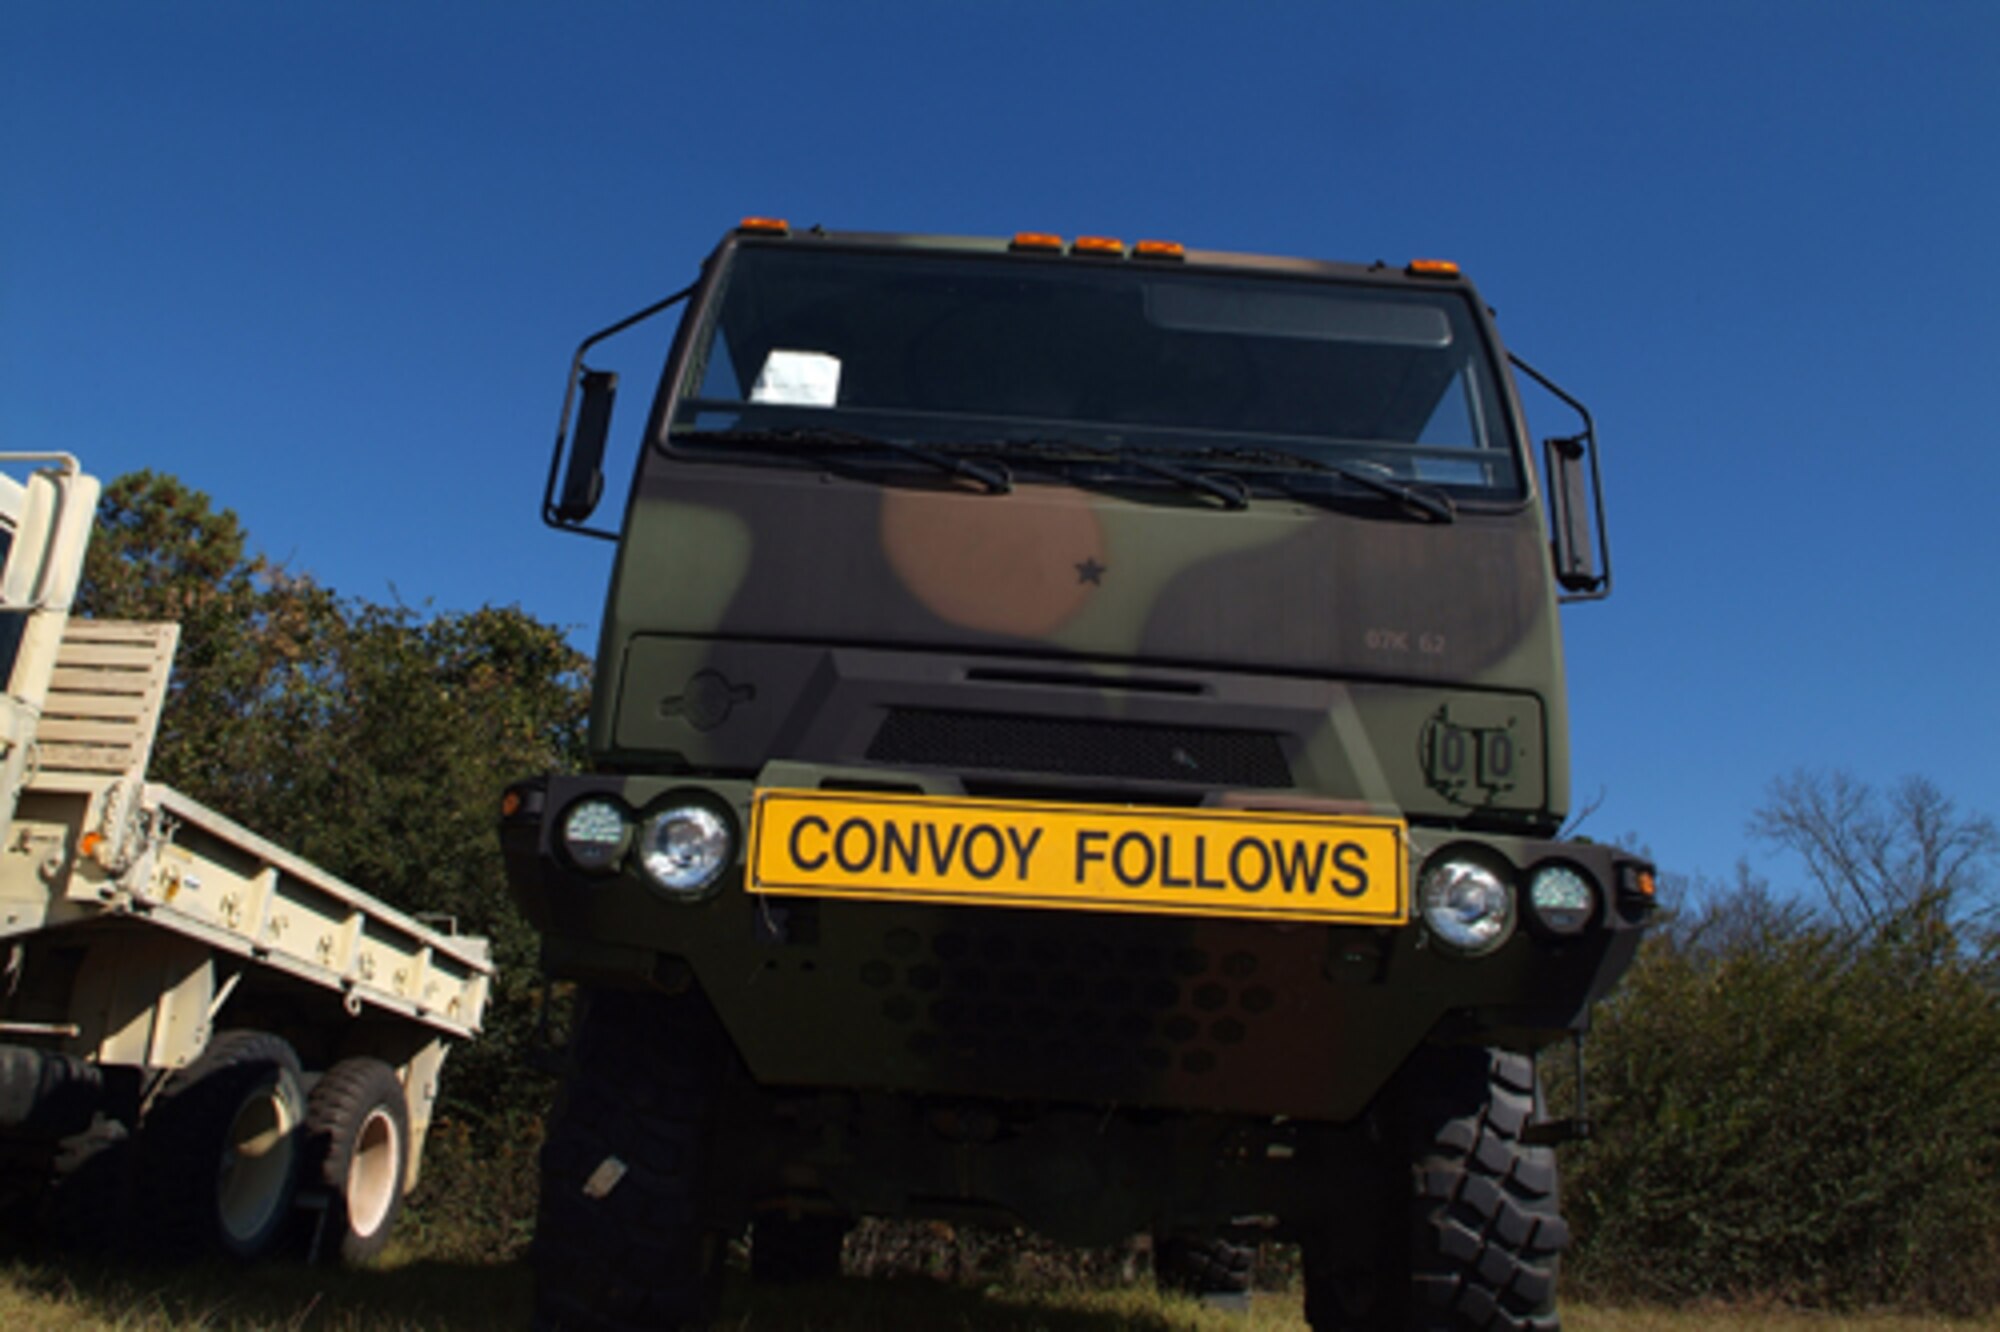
[751,349,842,406]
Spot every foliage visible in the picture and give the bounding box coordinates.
[77,470,348,815]
[1566,870,2000,1312]
[396,1108,544,1264]
[77,471,590,1117]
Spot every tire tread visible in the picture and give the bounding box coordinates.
[533,988,730,1331]
[1303,1046,1567,1331]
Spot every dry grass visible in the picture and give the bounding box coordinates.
[1566,1311,2000,1332]
[2,1257,1997,1331]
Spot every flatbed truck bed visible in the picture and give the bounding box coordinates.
[0,453,490,1263]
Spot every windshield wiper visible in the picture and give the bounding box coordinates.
[674,427,1013,495]
[1150,443,1457,523]
[1127,453,1249,509]
[980,439,1250,510]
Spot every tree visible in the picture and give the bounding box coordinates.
[1749,768,1999,948]
[77,471,591,1117]
[76,470,348,813]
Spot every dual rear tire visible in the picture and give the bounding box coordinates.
[123,1032,410,1263]
[302,1056,412,1264]
[139,1030,307,1259]
[1154,1231,1256,1299]
[749,1212,849,1285]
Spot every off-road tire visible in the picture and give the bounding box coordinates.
[534,987,732,1331]
[138,1030,306,1260]
[749,1212,848,1284]
[1153,1231,1255,1297]
[302,1057,410,1264]
[1303,1047,1566,1331]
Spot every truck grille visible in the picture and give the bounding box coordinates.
[862,918,1275,1082]
[865,709,1291,788]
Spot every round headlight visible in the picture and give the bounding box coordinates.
[637,803,734,898]
[1527,864,1597,936]
[1419,855,1517,956]
[560,797,630,872]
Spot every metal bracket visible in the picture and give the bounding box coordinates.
[1521,1027,1592,1145]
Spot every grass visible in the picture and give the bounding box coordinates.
[2,1256,1998,1332]
[0,1255,525,1331]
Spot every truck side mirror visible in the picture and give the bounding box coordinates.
[541,283,695,537]
[554,369,617,524]
[1511,353,1612,603]
[1544,435,1603,594]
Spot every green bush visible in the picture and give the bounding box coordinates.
[397,1108,545,1264]
[1565,888,2000,1312]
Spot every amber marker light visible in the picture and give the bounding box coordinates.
[1405,258,1461,278]
[1617,863,1659,914]
[737,217,791,235]
[501,791,523,819]
[1072,236,1125,257]
[1134,240,1186,261]
[1010,232,1065,252]
[79,832,105,858]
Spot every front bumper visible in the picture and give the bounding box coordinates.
[503,767,1650,1122]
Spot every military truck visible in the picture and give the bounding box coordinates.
[0,453,492,1262]
[503,222,1654,1330]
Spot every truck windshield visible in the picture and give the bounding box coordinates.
[670,245,1522,497]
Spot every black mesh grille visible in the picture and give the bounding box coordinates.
[867,922,1272,1079]
[865,709,1291,787]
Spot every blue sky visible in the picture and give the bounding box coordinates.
[5,2,1996,893]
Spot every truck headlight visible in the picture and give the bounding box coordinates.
[559,797,630,872]
[1526,863,1597,936]
[637,801,734,899]
[1419,854,1516,956]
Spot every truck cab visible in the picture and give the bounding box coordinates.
[506,223,1652,1331]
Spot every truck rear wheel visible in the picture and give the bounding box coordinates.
[303,1057,410,1264]
[749,1212,848,1284]
[1303,1047,1566,1331]
[139,1030,305,1260]
[534,987,731,1331]
[1153,1230,1255,1298]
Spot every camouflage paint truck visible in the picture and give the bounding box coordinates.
[503,222,1655,1331]
[0,453,491,1263]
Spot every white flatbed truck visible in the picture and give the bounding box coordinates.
[0,453,491,1262]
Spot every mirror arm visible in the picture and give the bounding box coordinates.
[1509,353,1612,603]
[543,281,699,538]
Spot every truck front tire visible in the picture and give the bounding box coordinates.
[1304,1047,1566,1332]
[534,987,731,1331]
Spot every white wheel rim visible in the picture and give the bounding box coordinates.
[218,1085,296,1245]
[346,1105,402,1238]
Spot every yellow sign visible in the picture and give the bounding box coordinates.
[747,789,1407,925]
